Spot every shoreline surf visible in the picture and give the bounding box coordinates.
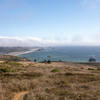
[7,48,42,56]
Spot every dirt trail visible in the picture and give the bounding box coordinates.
[12,91,28,100]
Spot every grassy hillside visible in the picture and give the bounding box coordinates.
[0,47,30,55]
[0,60,100,100]
[0,55,29,61]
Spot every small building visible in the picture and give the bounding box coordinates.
[89,56,96,62]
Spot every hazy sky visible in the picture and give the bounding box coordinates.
[0,0,100,46]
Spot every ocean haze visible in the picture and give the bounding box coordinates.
[0,35,100,47]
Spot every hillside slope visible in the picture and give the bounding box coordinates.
[0,61,100,100]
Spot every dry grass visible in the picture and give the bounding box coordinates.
[0,61,100,100]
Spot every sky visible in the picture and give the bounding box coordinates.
[0,0,100,46]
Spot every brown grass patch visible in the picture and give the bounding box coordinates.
[0,61,100,100]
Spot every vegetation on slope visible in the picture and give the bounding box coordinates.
[0,60,100,100]
[0,55,29,61]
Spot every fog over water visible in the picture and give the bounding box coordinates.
[0,35,100,47]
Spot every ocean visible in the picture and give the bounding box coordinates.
[18,46,100,62]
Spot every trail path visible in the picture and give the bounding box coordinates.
[12,91,28,100]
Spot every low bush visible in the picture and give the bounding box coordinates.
[51,69,59,73]
[0,67,12,73]
[88,68,95,70]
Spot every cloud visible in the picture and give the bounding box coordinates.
[0,36,69,47]
[0,35,100,47]
[0,36,42,47]
[81,0,100,9]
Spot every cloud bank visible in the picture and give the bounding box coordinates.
[0,35,100,47]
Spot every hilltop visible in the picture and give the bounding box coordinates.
[0,57,100,100]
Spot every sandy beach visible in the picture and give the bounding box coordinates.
[7,48,41,56]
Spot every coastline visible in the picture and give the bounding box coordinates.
[7,48,41,56]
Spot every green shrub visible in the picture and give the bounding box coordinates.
[51,69,59,73]
[47,60,51,64]
[88,68,94,70]
[0,67,12,73]
[38,95,45,100]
